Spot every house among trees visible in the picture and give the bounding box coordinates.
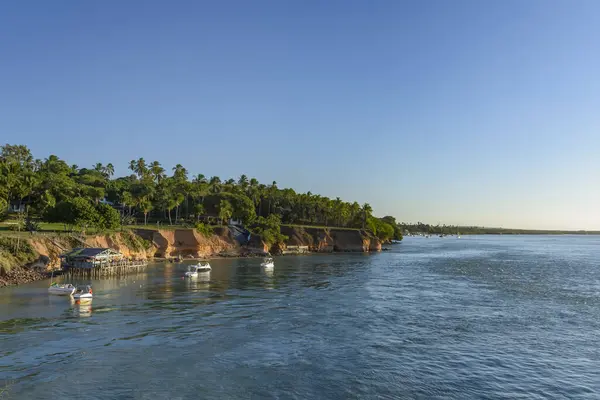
[60,248,123,269]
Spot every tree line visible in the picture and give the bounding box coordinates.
[0,144,402,243]
[399,222,600,235]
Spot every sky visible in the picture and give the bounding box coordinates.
[1,0,599,230]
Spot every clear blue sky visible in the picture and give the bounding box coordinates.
[1,0,599,230]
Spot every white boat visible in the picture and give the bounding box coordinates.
[48,282,76,296]
[73,285,93,299]
[260,257,274,268]
[184,262,211,277]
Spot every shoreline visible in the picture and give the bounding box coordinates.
[0,251,321,288]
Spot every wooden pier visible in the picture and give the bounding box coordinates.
[60,247,149,278]
[65,259,149,278]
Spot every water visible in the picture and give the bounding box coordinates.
[2,236,600,399]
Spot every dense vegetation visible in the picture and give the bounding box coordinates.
[0,144,402,242]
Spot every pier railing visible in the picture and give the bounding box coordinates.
[63,258,148,278]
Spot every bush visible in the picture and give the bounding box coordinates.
[250,215,288,246]
[121,215,136,226]
[45,198,121,231]
[195,222,213,237]
[120,230,153,252]
[96,203,120,230]
[7,215,39,232]
[0,237,38,273]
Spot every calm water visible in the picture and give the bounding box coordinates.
[1,236,600,399]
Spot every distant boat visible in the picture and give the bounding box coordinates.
[260,257,274,268]
[73,285,93,300]
[48,282,76,296]
[185,262,211,277]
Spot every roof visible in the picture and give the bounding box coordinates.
[61,248,122,258]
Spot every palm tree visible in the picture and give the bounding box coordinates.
[209,176,221,194]
[121,191,135,217]
[172,164,188,181]
[238,174,249,190]
[192,174,208,207]
[166,196,178,225]
[362,203,373,229]
[193,174,207,184]
[194,203,205,222]
[104,163,115,178]
[93,162,103,173]
[139,198,153,225]
[268,181,277,215]
[350,201,361,227]
[224,178,236,192]
[149,161,165,183]
[129,158,148,179]
[218,199,233,225]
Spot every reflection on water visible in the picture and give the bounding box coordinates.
[69,298,92,318]
[263,265,274,277]
[186,271,211,291]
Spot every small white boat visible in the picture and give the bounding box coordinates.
[260,257,274,268]
[73,285,93,300]
[48,282,76,296]
[184,262,211,277]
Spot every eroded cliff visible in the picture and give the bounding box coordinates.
[280,226,381,253]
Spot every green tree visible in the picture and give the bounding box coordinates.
[104,163,115,178]
[46,197,100,232]
[194,203,205,222]
[138,198,153,225]
[96,203,121,230]
[361,203,373,229]
[217,199,233,225]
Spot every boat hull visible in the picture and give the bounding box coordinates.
[48,286,76,296]
[73,293,93,299]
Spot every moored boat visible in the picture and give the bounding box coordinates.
[73,285,93,299]
[260,257,274,268]
[48,282,76,296]
[184,262,211,277]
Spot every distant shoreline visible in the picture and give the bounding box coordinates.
[406,232,600,236]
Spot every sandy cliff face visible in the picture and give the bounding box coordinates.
[3,225,379,279]
[24,232,153,271]
[134,227,237,258]
[280,226,381,253]
[85,232,152,259]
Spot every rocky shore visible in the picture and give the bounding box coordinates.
[0,266,50,288]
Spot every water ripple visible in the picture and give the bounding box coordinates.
[1,238,600,398]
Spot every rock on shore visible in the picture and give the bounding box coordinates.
[0,267,48,287]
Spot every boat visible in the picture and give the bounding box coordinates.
[184,262,211,277]
[260,257,274,268]
[48,282,76,296]
[73,285,93,299]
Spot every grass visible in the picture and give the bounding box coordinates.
[0,221,122,237]
[0,236,38,273]
[281,223,361,231]
[124,224,226,231]
[0,221,68,232]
